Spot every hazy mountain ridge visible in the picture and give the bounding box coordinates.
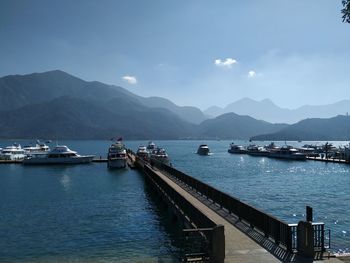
[3,70,350,140]
[251,115,350,141]
[0,96,196,139]
[0,70,206,124]
[205,98,350,124]
[0,70,291,140]
[0,94,286,140]
[197,113,288,139]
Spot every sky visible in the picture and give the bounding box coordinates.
[0,0,349,110]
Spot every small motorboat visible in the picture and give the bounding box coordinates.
[228,143,247,154]
[197,144,210,155]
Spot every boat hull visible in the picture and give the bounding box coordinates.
[228,149,247,154]
[108,158,127,168]
[23,155,94,164]
[268,153,306,160]
[197,149,210,155]
[247,151,270,157]
[0,153,26,160]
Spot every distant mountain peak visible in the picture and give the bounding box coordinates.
[236,97,257,103]
[260,98,274,104]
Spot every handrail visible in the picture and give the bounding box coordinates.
[142,163,225,261]
[289,222,326,251]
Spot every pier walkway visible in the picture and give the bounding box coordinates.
[132,153,341,263]
[151,164,281,263]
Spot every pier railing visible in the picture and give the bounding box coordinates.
[153,161,298,251]
[289,223,329,251]
[142,162,225,262]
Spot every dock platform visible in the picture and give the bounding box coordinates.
[307,156,350,164]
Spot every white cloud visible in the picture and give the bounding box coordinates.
[122,75,137,84]
[214,58,237,68]
[248,70,257,78]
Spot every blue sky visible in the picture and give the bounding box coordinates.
[1,0,349,110]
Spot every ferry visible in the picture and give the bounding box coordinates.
[147,141,156,151]
[136,145,149,161]
[228,143,247,154]
[197,144,210,155]
[107,141,127,168]
[0,143,27,160]
[247,145,269,157]
[298,146,319,157]
[150,148,169,164]
[23,145,94,164]
[269,145,306,160]
[23,141,50,154]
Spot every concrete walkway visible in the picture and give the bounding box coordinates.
[150,165,343,263]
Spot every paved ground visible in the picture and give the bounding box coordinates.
[337,256,350,263]
[149,165,343,263]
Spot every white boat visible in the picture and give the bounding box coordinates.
[147,141,156,151]
[150,148,169,164]
[23,145,94,164]
[269,145,306,160]
[228,143,247,154]
[108,142,127,168]
[247,145,269,157]
[298,146,319,157]
[136,145,149,161]
[23,141,50,154]
[197,144,210,155]
[0,143,27,160]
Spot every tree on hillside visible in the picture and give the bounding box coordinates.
[342,0,350,23]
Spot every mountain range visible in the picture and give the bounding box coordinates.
[0,70,284,140]
[0,70,206,124]
[1,70,350,140]
[251,115,350,141]
[204,98,350,124]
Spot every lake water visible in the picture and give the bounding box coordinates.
[0,140,349,262]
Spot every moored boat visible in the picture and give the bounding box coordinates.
[136,145,149,161]
[228,143,247,154]
[0,143,27,160]
[298,146,319,157]
[150,147,169,164]
[147,141,156,151]
[197,144,210,155]
[268,145,306,160]
[247,145,270,157]
[107,142,127,168]
[23,145,94,164]
[23,141,50,155]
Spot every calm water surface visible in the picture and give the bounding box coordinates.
[0,139,349,262]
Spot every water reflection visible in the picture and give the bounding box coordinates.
[60,174,71,191]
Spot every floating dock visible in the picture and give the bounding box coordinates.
[92,158,107,163]
[306,156,350,164]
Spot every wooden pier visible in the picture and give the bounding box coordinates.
[130,151,341,263]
